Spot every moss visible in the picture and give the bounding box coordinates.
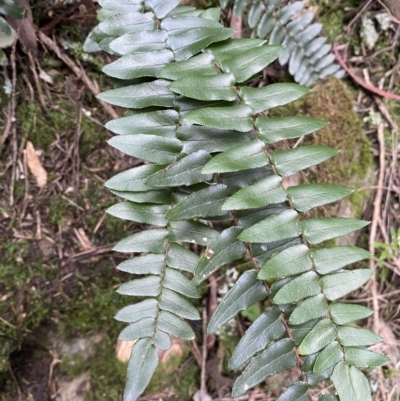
[60,354,87,378]
[319,8,344,42]
[102,215,127,243]
[84,335,127,401]
[56,22,103,72]
[13,180,25,202]
[0,88,8,113]
[47,194,71,227]
[215,322,240,376]
[58,280,127,337]
[79,116,108,158]
[57,323,126,401]
[53,265,130,400]
[18,99,108,159]
[18,100,75,151]
[48,171,57,182]
[0,242,54,373]
[310,0,362,42]
[147,349,201,400]
[61,40,104,72]
[270,77,373,218]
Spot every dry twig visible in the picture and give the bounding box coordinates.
[333,43,400,101]
[37,31,119,120]
[368,123,389,401]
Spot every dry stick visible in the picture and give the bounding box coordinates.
[207,274,218,350]
[9,46,18,207]
[333,43,400,101]
[9,365,22,401]
[368,123,388,401]
[361,69,392,244]
[37,31,119,120]
[65,244,114,263]
[374,97,399,241]
[346,0,374,32]
[27,51,46,108]
[230,10,242,39]
[0,37,18,149]
[19,146,30,224]
[0,88,13,148]
[200,301,208,395]
[369,123,385,332]
[377,0,400,24]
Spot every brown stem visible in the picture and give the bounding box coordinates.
[333,43,400,101]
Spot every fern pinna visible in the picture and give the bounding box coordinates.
[86,0,389,400]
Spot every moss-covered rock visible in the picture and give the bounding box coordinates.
[270,77,374,219]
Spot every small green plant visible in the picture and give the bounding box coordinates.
[86,0,388,400]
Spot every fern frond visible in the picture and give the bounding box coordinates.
[222,0,345,86]
[89,0,388,400]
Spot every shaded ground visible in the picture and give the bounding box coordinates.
[0,0,399,400]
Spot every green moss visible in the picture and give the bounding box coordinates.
[61,40,104,72]
[79,116,108,158]
[103,215,128,243]
[57,325,127,401]
[47,194,71,227]
[18,100,75,150]
[85,335,127,401]
[18,99,107,159]
[12,180,24,202]
[60,354,88,378]
[58,280,127,336]
[0,87,8,108]
[0,242,54,373]
[147,349,200,400]
[270,77,373,218]
[320,9,344,42]
[215,321,240,376]
[48,171,57,182]
[310,0,361,42]
[56,22,103,72]
[54,266,131,400]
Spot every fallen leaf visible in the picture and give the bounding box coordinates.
[26,141,47,187]
[159,337,185,363]
[193,389,212,401]
[116,339,137,362]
